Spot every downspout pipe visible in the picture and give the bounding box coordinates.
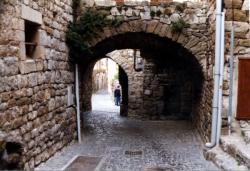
[228,24,235,135]
[217,12,225,144]
[75,64,82,143]
[205,0,223,148]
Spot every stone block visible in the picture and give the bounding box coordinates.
[111,7,121,16]
[224,0,243,9]
[146,20,158,33]
[12,18,25,31]
[238,39,250,47]
[33,45,45,59]
[19,60,37,74]
[27,73,38,87]
[19,42,26,60]
[242,0,249,10]
[14,30,25,42]
[226,9,248,22]
[0,58,19,77]
[36,60,44,71]
[21,4,42,25]
[140,11,151,20]
[38,30,48,46]
[144,89,152,95]
[225,21,249,33]
[160,17,171,24]
[95,0,116,6]
[170,13,180,22]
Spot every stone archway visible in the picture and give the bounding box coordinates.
[78,27,211,138]
[79,55,131,115]
[75,0,212,137]
[87,19,208,66]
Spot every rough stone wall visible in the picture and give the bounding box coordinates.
[75,2,217,139]
[79,62,95,112]
[81,47,204,122]
[0,0,76,169]
[79,0,214,140]
[201,0,249,141]
[197,0,250,139]
[193,0,215,141]
[223,0,249,117]
[142,58,198,120]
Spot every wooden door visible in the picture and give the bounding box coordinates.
[237,58,250,120]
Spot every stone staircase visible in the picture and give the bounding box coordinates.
[205,121,250,170]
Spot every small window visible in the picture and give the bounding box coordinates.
[25,20,40,58]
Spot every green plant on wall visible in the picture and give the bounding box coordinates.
[66,3,122,63]
[175,3,186,13]
[150,10,156,17]
[170,18,190,33]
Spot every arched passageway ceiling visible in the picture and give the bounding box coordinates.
[80,31,207,74]
[78,19,208,71]
[106,50,135,76]
[78,1,208,63]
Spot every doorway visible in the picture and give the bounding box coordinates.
[237,58,250,120]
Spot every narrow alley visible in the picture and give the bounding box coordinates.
[36,92,217,171]
[1,0,250,170]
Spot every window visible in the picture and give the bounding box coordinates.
[25,20,40,58]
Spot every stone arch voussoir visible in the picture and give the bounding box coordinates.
[87,19,207,72]
[106,51,131,77]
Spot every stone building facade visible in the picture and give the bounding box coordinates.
[0,0,249,169]
[0,0,76,169]
[92,58,109,93]
[79,0,212,140]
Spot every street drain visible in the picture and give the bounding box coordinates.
[144,165,175,171]
[64,156,102,171]
[125,150,143,156]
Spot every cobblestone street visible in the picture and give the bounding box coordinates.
[36,93,218,171]
[92,90,120,113]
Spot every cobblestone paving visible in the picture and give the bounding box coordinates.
[36,93,218,171]
[92,90,120,113]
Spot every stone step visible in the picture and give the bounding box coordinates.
[220,134,250,168]
[238,121,250,144]
[205,147,248,171]
[241,129,250,144]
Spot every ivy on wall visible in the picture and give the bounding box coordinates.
[66,1,122,63]
[170,18,190,33]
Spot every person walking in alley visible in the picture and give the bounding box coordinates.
[114,85,121,106]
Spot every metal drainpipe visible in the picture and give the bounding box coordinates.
[228,24,235,135]
[205,0,223,148]
[75,64,82,143]
[216,12,225,144]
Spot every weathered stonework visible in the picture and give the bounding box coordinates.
[106,49,201,120]
[0,0,249,169]
[205,0,250,168]
[78,1,213,141]
[0,0,76,169]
